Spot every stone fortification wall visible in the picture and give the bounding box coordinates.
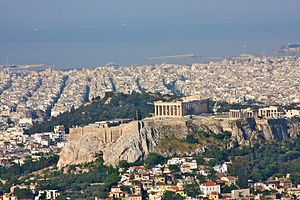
[69,121,140,143]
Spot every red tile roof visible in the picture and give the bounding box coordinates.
[132,166,145,170]
[201,181,218,186]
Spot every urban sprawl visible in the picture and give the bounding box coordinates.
[1,54,300,200]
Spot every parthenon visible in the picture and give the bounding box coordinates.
[154,98,209,117]
[154,101,183,117]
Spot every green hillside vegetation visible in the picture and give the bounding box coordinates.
[161,191,184,200]
[29,92,170,134]
[158,136,199,154]
[227,139,300,187]
[201,138,300,188]
[13,187,34,199]
[158,130,231,155]
[0,154,58,192]
[14,158,119,199]
[39,158,119,199]
[159,129,300,189]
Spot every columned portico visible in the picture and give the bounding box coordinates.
[154,101,183,117]
[154,98,209,118]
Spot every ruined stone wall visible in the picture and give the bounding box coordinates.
[69,121,140,143]
[183,99,209,115]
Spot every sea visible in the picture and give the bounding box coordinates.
[0,0,299,69]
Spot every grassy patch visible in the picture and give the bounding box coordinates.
[158,136,199,154]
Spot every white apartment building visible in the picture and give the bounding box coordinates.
[200,181,221,196]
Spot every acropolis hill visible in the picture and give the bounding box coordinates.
[57,115,300,168]
[57,94,300,168]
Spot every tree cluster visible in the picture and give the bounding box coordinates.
[29,92,167,134]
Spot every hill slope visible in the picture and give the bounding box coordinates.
[57,117,300,167]
[29,92,170,134]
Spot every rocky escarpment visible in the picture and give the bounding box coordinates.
[57,127,160,168]
[57,117,300,168]
[57,119,188,168]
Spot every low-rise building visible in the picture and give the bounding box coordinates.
[34,190,60,200]
[220,176,237,186]
[109,186,126,198]
[200,181,221,196]
[2,193,17,200]
[213,162,230,173]
[231,188,250,199]
[167,157,186,165]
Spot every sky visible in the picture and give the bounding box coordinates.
[0,0,299,67]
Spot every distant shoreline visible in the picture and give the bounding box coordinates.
[1,53,299,71]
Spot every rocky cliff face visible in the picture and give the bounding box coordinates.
[57,134,105,167]
[57,117,300,168]
[57,127,159,168]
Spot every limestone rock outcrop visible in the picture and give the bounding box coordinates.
[102,127,159,166]
[57,117,300,168]
[57,135,105,167]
